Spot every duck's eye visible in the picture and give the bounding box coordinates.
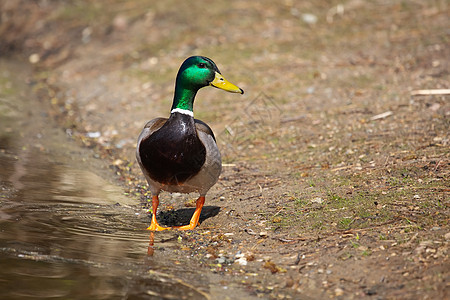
[198,63,206,68]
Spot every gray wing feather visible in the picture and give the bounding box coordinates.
[195,119,216,142]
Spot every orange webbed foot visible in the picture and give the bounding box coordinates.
[146,222,171,231]
[174,196,205,231]
[174,223,198,231]
[147,195,171,231]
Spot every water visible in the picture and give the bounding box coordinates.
[0,60,247,299]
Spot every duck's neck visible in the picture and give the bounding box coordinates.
[170,81,198,115]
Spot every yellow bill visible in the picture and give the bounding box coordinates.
[210,72,244,94]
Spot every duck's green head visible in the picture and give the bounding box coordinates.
[171,56,243,113]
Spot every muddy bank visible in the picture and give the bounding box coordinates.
[1,1,449,299]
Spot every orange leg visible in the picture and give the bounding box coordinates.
[147,195,171,231]
[175,196,205,231]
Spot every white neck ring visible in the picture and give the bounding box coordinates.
[171,108,194,117]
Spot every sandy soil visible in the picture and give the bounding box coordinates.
[1,0,448,298]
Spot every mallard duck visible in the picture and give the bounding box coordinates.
[136,56,243,231]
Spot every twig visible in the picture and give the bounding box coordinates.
[272,208,284,218]
[332,165,352,172]
[280,115,307,123]
[222,163,236,167]
[403,232,419,248]
[370,111,393,121]
[434,159,442,172]
[411,89,450,96]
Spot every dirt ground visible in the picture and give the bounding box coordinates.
[1,0,448,298]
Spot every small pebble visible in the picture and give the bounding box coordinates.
[306,86,315,94]
[444,232,450,241]
[113,15,128,31]
[301,13,318,24]
[259,231,268,237]
[429,103,440,111]
[359,246,368,251]
[235,257,247,266]
[29,53,40,64]
[334,287,344,296]
[216,257,226,264]
[86,131,101,138]
[81,27,92,43]
[311,197,323,204]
